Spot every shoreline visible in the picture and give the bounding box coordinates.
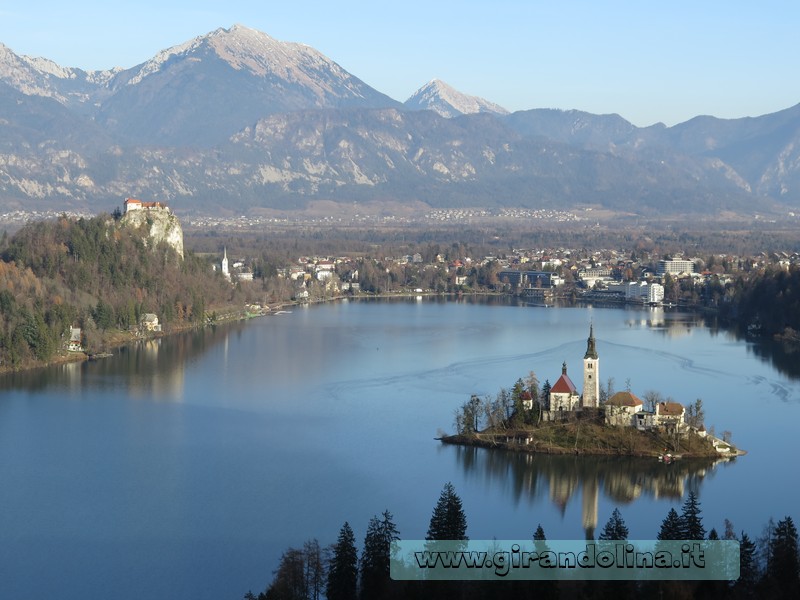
[438,422,745,460]
[0,301,293,376]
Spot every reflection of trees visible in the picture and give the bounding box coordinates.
[451,445,728,536]
[748,338,800,380]
[649,310,800,381]
[0,322,245,396]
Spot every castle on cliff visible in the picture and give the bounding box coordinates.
[119,197,183,259]
[124,198,170,213]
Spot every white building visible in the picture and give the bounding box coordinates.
[68,327,83,352]
[604,391,644,426]
[648,282,665,304]
[657,259,695,277]
[221,247,230,280]
[549,362,581,412]
[141,314,162,333]
[582,325,599,408]
[606,281,664,304]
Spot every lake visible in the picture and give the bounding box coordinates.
[1,297,798,599]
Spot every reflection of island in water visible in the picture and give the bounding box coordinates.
[450,445,733,538]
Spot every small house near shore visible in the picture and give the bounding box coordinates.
[141,314,162,333]
[67,327,83,352]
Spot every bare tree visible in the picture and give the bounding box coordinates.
[643,390,663,413]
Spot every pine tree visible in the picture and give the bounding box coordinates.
[327,522,358,600]
[598,508,629,541]
[541,380,552,408]
[533,524,547,541]
[737,531,759,591]
[680,491,706,540]
[359,511,400,600]
[767,516,799,596]
[426,482,468,542]
[657,508,683,541]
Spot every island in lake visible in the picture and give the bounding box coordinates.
[441,325,744,459]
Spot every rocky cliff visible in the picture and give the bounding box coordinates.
[119,208,184,259]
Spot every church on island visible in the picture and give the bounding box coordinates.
[542,325,688,433]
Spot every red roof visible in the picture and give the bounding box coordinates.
[606,391,643,407]
[658,402,684,416]
[551,373,577,394]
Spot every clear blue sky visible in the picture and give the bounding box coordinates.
[1,0,798,126]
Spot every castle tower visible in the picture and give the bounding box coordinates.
[582,324,600,408]
[222,246,230,280]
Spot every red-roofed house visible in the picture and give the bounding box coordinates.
[656,401,685,428]
[549,362,580,412]
[604,391,644,426]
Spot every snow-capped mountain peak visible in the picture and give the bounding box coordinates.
[404,79,509,118]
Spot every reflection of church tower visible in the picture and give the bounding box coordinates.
[582,324,599,408]
[222,246,230,280]
[582,476,599,540]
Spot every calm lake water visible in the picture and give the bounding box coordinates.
[1,298,798,599]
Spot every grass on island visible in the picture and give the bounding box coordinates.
[444,419,723,458]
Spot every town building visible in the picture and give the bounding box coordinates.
[656,259,695,277]
[498,270,562,288]
[605,281,664,304]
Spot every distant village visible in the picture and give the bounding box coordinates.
[208,238,800,313]
[55,197,800,362]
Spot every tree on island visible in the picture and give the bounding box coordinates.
[685,399,705,429]
[643,390,663,413]
[599,508,629,541]
[326,522,358,600]
[541,380,551,407]
[426,482,468,543]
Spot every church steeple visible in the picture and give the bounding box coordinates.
[584,323,598,360]
[221,246,230,280]
[582,324,599,408]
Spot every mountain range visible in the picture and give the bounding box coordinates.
[1,24,799,220]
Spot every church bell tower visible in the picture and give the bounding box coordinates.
[582,324,600,408]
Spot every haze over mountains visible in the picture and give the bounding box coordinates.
[1,24,799,219]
